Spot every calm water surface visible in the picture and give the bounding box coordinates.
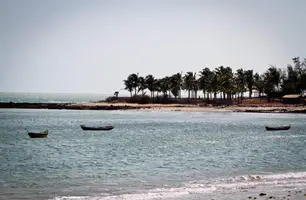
[0,109,305,200]
[0,92,107,103]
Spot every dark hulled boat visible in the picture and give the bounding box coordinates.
[265,125,291,131]
[26,129,48,138]
[80,125,114,131]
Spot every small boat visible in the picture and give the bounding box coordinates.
[25,129,48,138]
[80,125,114,131]
[265,125,291,131]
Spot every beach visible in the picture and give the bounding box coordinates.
[1,101,306,113]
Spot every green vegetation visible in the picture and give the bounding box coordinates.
[123,57,306,103]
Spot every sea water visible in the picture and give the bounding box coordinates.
[0,92,108,103]
[0,109,305,200]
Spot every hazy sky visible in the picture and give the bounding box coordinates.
[1,0,305,95]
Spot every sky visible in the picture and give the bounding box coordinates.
[1,0,306,95]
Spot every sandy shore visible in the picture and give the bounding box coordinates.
[207,189,306,200]
[70,102,306,113]
[1,102,306,113]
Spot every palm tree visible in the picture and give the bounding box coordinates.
[170,73,182,99]
[153,78,161,97]
[170,73,183,99]
[211,71,218,99]
[224,67,234,99]
[244,70,254,98]
[254,73,265,97]
[235,68,245,103]
[131,73,139,96]
[124,73,141,97]
[123,78,133,97]
[199,67,213,100]
[138,76,147,96]
[294,57,306,92]
[159,77,171,97]
[145,75,155,98]
[263,66,281,101]
[192,72,199,99]
[215,66,233,99]
[123,56,306,104]
[293,57,302,75]
[231,76,239,100]
[183,72,196,100]
[285,57,306,94]
[280,57,306,95]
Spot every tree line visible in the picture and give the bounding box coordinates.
[123,57,306,102]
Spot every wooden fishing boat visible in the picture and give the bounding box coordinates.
[265,125,291,131]
[80,125,114,131]
[25,129,48,138]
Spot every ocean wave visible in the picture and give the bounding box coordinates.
[50,171,306,200]
[265,135,306,139]
[51,186,215,200]
[214,171,306,183]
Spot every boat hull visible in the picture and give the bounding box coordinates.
[28,131,48,138]
[265,126,291,131]
[80,125,114,131]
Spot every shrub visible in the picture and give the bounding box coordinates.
[128,95,151,104]
[105,96,116,102]
[153,95,178,104]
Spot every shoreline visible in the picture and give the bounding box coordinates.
[1,102,306,113]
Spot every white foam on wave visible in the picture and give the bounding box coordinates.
[260,171,306,180]
[265,135,306,139]
[238,171,306,183]
[52,197,92,200]
[50,171,306,200]
[51,186,216,200]
[204,140,218,144]
[185,171,306,192]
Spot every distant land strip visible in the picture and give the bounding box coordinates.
[0,102,146,110]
